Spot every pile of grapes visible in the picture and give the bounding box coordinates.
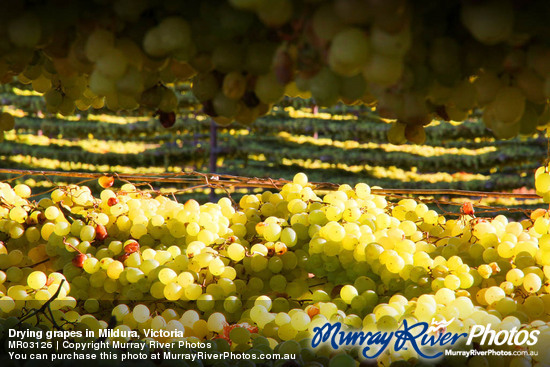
[1,0,550,142]
[1,172,550,366]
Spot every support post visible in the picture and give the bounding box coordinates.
[209,119,217,202]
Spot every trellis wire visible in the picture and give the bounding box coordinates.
[0,168,543,217]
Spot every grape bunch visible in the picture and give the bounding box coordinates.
[1,172,550,365]
[0,112,15,142]
[2,1,550,141]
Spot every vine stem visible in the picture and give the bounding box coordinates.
[0,168,541,199]
[17,279,66,326]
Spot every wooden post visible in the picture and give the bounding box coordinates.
[209,119,217,202]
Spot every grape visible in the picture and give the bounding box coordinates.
[13,184,31,198]
[27,271,47,290]
[290,311,310,331]
[255,73,284,104]
[207,312,227,333]
[309,68,341,107]
[227,243,246,261]
[493,87,526,124]
[256,0,292,28]
[461,0,514,45]
[158,268,177,285]
[229,326,251,344]
[132,304,150,323]
[524,296,544,319]
[441,275,459,292]
[523,273,542,293]
[3,171,550,365]
[328,28,370,76]
[278,340,300,355]
[484,286,505,305]
[329,354,356,367]
[363,54,404,87]
[8,14,41,48]
[223,72,247,100]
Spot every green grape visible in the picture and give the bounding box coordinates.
[363,53,403,87]
[229,326,251,344]
[96,48,127,79]
[278,340,301,355]
[310,67,340,106]
[461,0,513,45]
[254,73,284,104]
[80,225,96,242]
[328,28,370,76]
[112,303,130,322]
[328,353,355,367]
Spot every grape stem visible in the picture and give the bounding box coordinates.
[30,258,51,268]
[62,237,84,255]
[17,279,66,327]
[0,168,541,198]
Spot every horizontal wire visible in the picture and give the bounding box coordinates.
[0,168,543,217]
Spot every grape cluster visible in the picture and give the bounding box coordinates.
[1,1,550,141]
[0,112,15,143]
[0,173,549,366]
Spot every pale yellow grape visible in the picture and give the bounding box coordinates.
[0,296,15,313]
[250,295,270,311]
[164,282,184,301]
[132,304,150,323]
[107,261,124,279]
[290,311,310,331]
[484,286,505,305]
[250,304,267,322]
[523,273,542,293]
[205,257,223,276]
[227,243,246,261]
[293,172,308,186]
[126,267,145,283]
[185,283,202,300]
[536,172,550,193]
[445,274,460,290]
[506,268,524,286]
[9,206,27,224]
[435,288,456,305]
[340,285,358,304]
[27,271,47,290]
[326,222,346,242]
[155,250,172,265]
[44,206,60,220]
[13,184,31,198]
[207,312,227,333]
[386,254,405,273]
[158,268,177,285]
[263,223,282,242]
[150,315,167,331]
[151,215,164,227]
